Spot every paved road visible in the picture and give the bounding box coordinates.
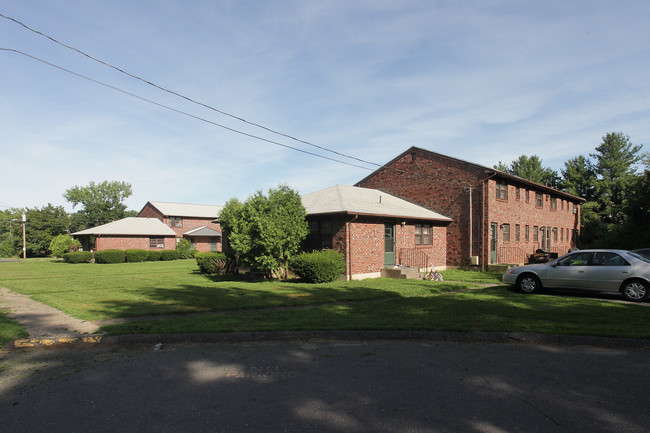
[1,339,649,433]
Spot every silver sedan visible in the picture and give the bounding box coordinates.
[503,249,650,302]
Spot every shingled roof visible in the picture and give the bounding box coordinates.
[71,217,176,236]
[302,185,451,222]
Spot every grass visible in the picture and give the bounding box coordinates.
[1,258,649,341]
[0,312,29,347]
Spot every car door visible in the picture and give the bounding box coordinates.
[543,251,592,289]
[587,252,631,291]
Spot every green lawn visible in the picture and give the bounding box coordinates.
[1,259,649,340]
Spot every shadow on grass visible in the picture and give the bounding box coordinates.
[97,283,650,340]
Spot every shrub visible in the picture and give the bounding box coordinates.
[49,235,82,258]
[94,249,126,264]
[147,250,163,261]
[195,252,230,275]
[290,250,346,283]
[125,249,149,262]
[161,250,180,261]
[176,238,196,259]
[63,251,93,263]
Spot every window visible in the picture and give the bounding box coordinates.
[592,252,630,266]
[502,224,510,242]
[415,224,432,245]
[496,181,508,200]
[535,192,543,208]
[149,237,164,248]
[306,220,333,249]
[169,217,183,228]
[560,228,564,241]
[516,188,521,201]
[553,227,558,242]
[550,197,557,210]
[515,224,520,242]
[525,189,530,203]
[525,225,530,242]
[533,226,539,242]
[557,252,592,266]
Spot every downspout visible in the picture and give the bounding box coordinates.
[468,186,472,261]
[482,172,498,271]
[347,214,359,281]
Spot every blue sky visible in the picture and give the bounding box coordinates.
[1,1,649,213]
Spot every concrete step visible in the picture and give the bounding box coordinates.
[382,267,424,280]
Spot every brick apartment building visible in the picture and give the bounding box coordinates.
[138,201,223,252]
[356,147,585,268]
[301,185,451,280]
[72,201,223,253]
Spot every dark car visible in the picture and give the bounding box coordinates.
[503,249,650,302]
[632,248,650,260]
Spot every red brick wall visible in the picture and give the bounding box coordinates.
[357,148,484,267]
[313,214,447,278]
[94,235,176,251]
[486,180,580,264]
[357,148,582,267]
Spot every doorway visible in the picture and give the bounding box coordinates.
[384,223,395,267]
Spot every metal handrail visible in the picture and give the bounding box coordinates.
[398,248,431,269]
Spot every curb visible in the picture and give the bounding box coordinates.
[6,330,650,350]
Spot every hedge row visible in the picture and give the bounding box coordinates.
[63,249,182,264]
[194,249,346,283]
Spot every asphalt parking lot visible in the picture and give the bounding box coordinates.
[2,339,649,433]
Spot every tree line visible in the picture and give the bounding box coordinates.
[0,180,135,257]
[495,132,648,249]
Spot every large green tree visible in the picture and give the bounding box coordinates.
[590,132,643,226]
[495,155,560,187]
[219,185,309,279]
[561,155,597,201]
[64,180,134,231]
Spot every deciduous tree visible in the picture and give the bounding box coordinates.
[220,185,308,279]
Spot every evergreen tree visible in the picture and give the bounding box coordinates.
[495,155,560,187]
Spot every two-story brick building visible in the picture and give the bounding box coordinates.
[301,185,451,280]
[356,147,585,268]
[138,201,223,252]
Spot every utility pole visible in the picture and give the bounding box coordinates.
[21,213,26,260]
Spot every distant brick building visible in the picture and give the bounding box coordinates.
[302,185,451,280]
[138,201,223,252]
[356,147,584,268]
[72,201,223,253]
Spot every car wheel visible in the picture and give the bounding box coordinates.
[517,274,541,294]
[621,279,650,302]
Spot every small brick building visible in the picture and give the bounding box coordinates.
[72,217,178,251]
[356,147,585,268]
[73,201,224,253]
[302,185,451,280]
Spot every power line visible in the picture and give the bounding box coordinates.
[0,12,384,170]
[1,48,375,172]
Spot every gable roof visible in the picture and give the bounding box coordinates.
[142,201,223,218]
[357,146,585,202]
[302,185,452,222]
[183,226,222,237]
[71,217,177,236]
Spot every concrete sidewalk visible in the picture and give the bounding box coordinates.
[0,287,100,338]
